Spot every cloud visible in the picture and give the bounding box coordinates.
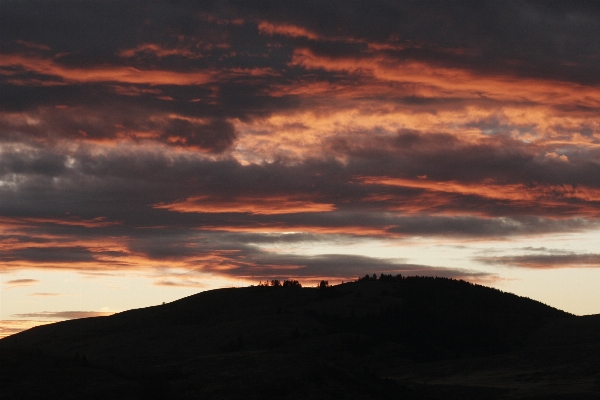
[155,195,335,215]
[475,252,600,269]
[290,47,600,108]
[544,152,569,163]
[4,278,39,287]
[28,292,64,297]
[150,241,496,283]
[258,21,321,40]
[0,54,213,86]
[158,117,237,153]
[153,280,206,288]
[359,176,600,217]
[0,106,238,152]
[11,311,115,319]
[117,43,203,59]
[0,247,101,263]
[0,320,52,338]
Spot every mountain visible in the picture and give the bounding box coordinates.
[0,276,597,399]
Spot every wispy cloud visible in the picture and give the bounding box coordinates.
[11,311,115,319]
[155,196,335,215]
[28,292,64,297]
[0,320,52,338]
[153,280,206,288]
[4,279,39,287]
[475,253,600,269]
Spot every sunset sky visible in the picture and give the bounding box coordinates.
[2,1,600,336]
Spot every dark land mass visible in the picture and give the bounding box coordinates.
[1,276,599,399]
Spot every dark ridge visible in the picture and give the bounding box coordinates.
[1,276,596,399]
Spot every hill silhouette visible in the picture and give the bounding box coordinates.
[1,276,597,399]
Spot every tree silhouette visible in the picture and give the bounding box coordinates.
[270,279,282,287]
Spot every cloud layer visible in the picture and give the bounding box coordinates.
[2,1,600,285]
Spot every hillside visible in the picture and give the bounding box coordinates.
[1,276,595,399]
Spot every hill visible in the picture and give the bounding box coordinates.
[1,276,596,399]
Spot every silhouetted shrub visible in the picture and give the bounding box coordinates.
[318,280,329,289]
[258,279,301,288]
[283,280,302,288]
[358,273,403,282]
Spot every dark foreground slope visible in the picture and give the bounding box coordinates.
[0,277,595,399]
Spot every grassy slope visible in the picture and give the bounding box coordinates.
[1,276,592,399]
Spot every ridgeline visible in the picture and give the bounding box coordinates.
[1,276,598,399]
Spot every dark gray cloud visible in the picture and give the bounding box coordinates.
[476,252,600,269]
[231,0,600,83]
[144,237,493,281]
[0,142,598,245]
[0,247,123,264]
[205,252,492,282]
[160,117,236,152]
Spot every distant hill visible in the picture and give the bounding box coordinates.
[2,276,597,399]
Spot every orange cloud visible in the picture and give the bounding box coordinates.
[155,195,335,215]
[117,43,200,59]
[21,217,121,228]
[112,85,164,96]
[544,152,569,162]
[199,224,396,237]
[1,54,212,86]
[258,21,321,40]
[290,48,600,109]
[363,176,600,202]
[360,176,600,216]
[3,53,277,89]
[235,81,600,165]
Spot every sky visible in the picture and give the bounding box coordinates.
[2,0,600,336]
